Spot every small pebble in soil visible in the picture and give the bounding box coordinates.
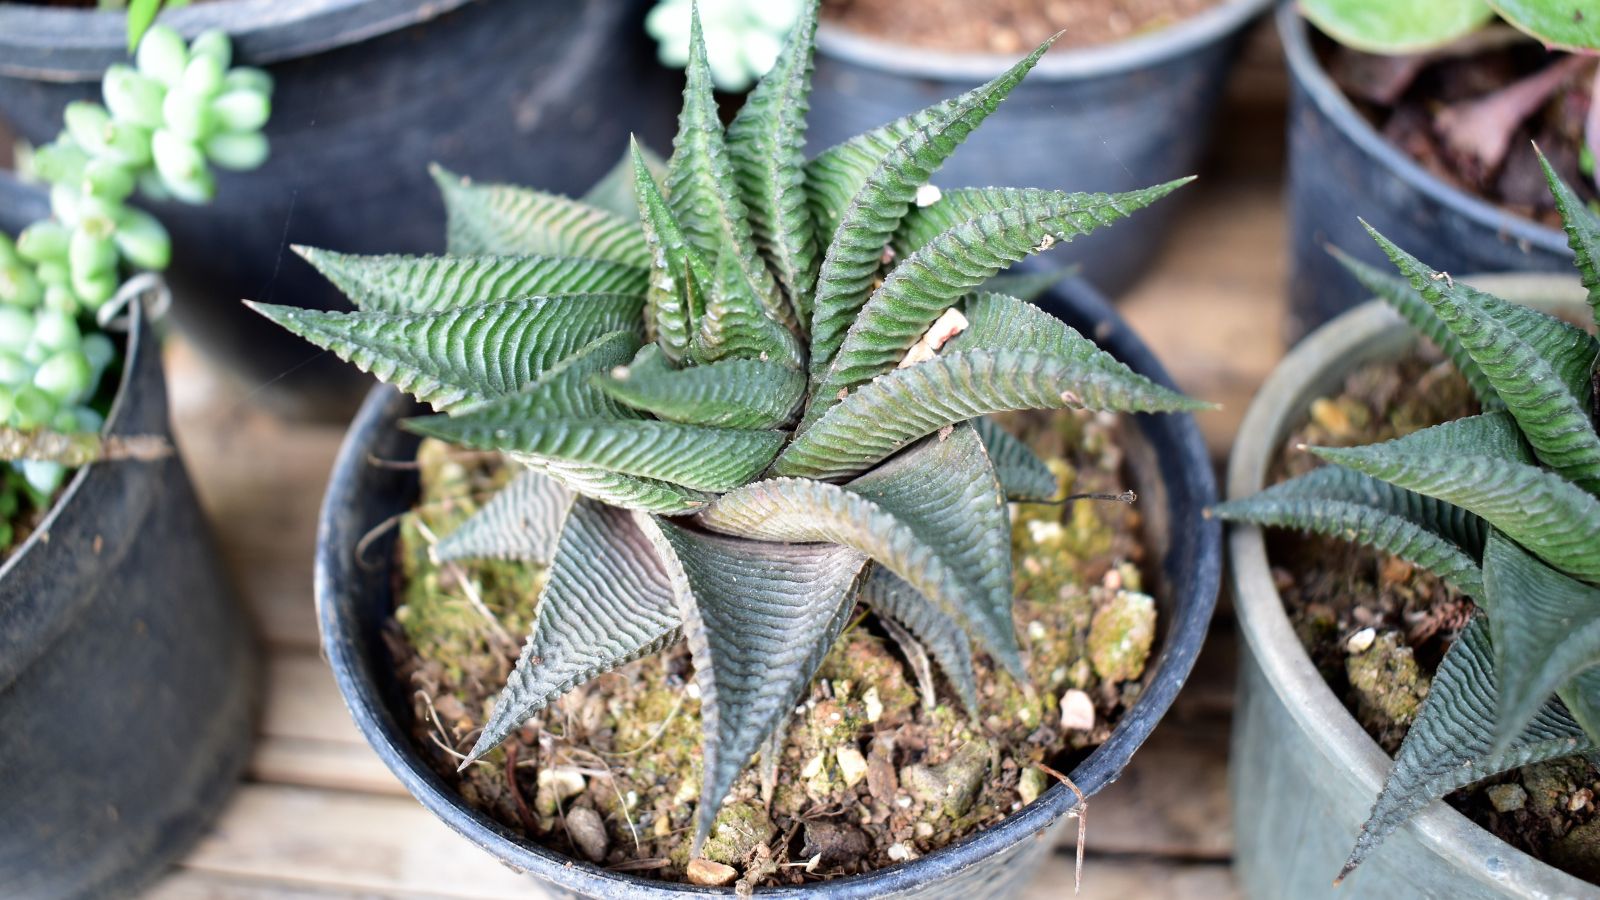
[565,806,608,862]
[1018,767,1050,806]
[836,746,869,788]
[535,767,586,817]
[1486,783,1528,813]
[687,858,738,887]
[1059,689,1095,731]
[1087,590,1156,682]
[1345,627,1376,654]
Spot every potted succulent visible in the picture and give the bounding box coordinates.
[275,3,1221,894]
[0,23,262,897]
[1279,0,1600,340]
[0,0,681,419]
[1216,158,1600,896]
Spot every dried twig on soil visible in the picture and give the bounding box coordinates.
[1037,763,1088,895]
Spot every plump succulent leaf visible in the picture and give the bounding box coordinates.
[1538,150,1600,328]
[431,164,649,266]
[972,416,1058,502]
[293,248,648,315]
[700,424,1025,676]
[1483,530,1600,751]
[639,517,867,853]
[1300,0,1496,55]
[1340,617,1597,883]
[857,565,979,716]
[594,349,806,429]
[435,467,574,564]
[245,295,644,412]
[581,142,666,221]
[690,242,804,367]
[1367,224,1600,494]
[632,142,712,362]
[1487,0,1600,52]
[461,499,681,766]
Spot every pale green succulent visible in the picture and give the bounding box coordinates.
[647,0,803,91]
[254,1,1201,854]
[1302,0,1600,54]
[1214,155,1600,880]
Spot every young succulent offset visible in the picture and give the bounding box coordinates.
[1213,155,1600,881]
[254,2,1202,853]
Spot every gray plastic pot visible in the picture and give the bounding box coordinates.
[804,0,1271,297]
[0,0,679,421]
[1226,273,1595,899]
[315,277,1221,898]
[1277,2,1573,343]
[0,175,258,900]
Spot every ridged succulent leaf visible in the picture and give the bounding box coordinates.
[857,565,979,716]
[594,349,806,429]
[633,141,712,362]
[431,164,649,266]
[1538,151,1600,327]
[690,241,804,367]
[581,142,666,221]
[972,416,1058,502]
[435,467,574,564]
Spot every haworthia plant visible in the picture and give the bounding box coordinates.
[254,0,1201,856]
[1212,153,1600,880]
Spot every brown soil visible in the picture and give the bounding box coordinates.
[389,408,1158,888]
[820,0,1221,54]
[1320,33,1599,229]
[1265,344,1600,880]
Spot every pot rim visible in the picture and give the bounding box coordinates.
[1225,272,1594,896]
[0,0,477,81]
[813,0,1271,82]
[1275,1,1568,259]
[315,277,1221,896]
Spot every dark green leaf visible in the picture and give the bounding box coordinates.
[594,350,806,429]
[972,416,1058,502]
[431,164,649,266]
[632,141,711,362]
[858,565,978,716]
[1538,149,1600,328]
[295,248,647,315]
[689,241,804,367]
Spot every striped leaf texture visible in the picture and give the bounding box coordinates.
[632,142,711,362]
[639,517,866,852]
[1311,414,1600,583]
[1483,530,1600,750]
[973,416,1058,502]
[1559,667,1600,746]
[1341,617,1596,882]
[1538,150,1600,326]
[1367,224,1600,494]
[294,247,647,315]
[948,291,1172,383]
[535,461,714,516]
[806,38,1056,379]
[431,164,649,266]
[857,565,978,716]
[689,242,804,367]
[435,467,574,564]
[776,349,1204,481]
[700,424,1025,676]
[580,142,665,221]
[725,0,820,316]
[594,351,806,429]
[245,295,644,412]
[461,499,682,766]
[891,185,1185,261]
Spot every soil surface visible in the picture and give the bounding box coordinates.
[1265,343,1600,881]
[389,408,1158,888]
[821,0,1220,54]
[1319,31,1599,229]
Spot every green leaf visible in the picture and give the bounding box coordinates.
[244,294,645,412]
[1483,530,1600,752]
[689,241,804,367]
[1311,414,1600,583]
[594,350,806,429]
[700,424,1025,676]
[1340,617,1595,883]
[1538,149,1600,327]
[777,348,1204,482]
[1558,667,1600,745]
[461,499,681,766]
[725,0,820,317]
[972,416,1058,502]
[430,164,650,266]
[805,182,1189,421]
[1368,223,1600,494]
[806,37,1058,379]
[435,467,574,564]
[632,141,712,362]
[1487,0,1600,51]
[294,248,648,315]
[638,516,866,853]
[1301,0,1496,54]
[857,565,978,716]
[127,0,162,53]
[580,143,666,221]
[535,461,714,516]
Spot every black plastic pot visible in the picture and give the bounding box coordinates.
[0,0,679,421]
[315,277,1221,898]
[0,178,258,899]
[804,0,1271,297]
[1277,1,1573,342]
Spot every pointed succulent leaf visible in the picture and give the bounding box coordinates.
[972,416,1058,502]
[594,352,806,429]
[725,0,820,314]
[445,329,644,422]
[294,247,647,315]
[892,186,1180,260]
[581,142,666,221]
[1341,617,1596,882]
[690,242,804,367]
[461,499,682,765]
[431,164,649,266]
[1311,414,1600,583]
[1537,150,1600,328]
[807,38,1057,377]
[638,516,867,853]
[435,467,574,564]
[978,267,1073,302]
[778,349,1204,481]
[858,565,978,716]
[700,425,1025,676]
[1559,667,1600,745]
[1483,530,1600,751]
[632,141,712,362]
[949,291,1168,380]
[535,461,714,516]
[1368,224,1600,493]
[244,295,644,412]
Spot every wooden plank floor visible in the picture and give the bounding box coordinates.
[144,22,1287,898]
